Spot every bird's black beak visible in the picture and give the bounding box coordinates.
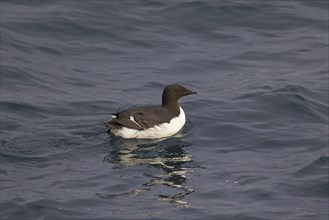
[184,90,197,96]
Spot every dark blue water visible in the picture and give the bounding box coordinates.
[1,0,328,219]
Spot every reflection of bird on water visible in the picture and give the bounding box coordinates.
[102,135,195,206]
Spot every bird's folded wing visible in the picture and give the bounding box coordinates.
[106,118,143,130]
[107,106,173,130]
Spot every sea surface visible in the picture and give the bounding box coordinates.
[1,0,328,219]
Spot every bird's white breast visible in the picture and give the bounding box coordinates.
[111,107,186,139]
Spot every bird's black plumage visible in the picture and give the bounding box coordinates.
[107,106,174,130]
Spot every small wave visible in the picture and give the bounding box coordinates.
[294,155,329,178]
[1,101,49,119]
[235,84,328,123]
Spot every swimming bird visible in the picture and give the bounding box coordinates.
[106,84,197,139]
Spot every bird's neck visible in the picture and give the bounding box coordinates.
[162,99,180,117]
